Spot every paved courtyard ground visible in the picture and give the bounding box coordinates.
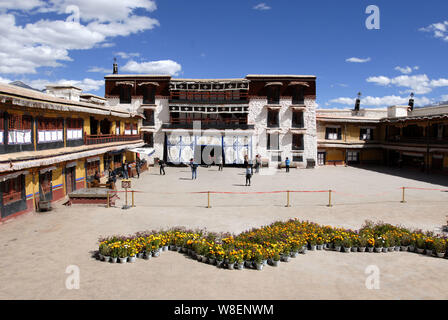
[1,165,448,300]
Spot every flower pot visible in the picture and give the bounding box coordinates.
[334,246,342,252]
[368,247,374,253]
[309,245,316,251]
[208,258,216,265]
[236,262,244,270]
[110,257,117,263]
[181,247,187,253]
[409,245,415,252]
[137,252,144,259]
[436,252,445,258]
[103,256,111,262]
[290,251,299,258]
[400,246,409,252]
[196,255,203,262]
[169,245,176,251]
[262,259,268,266]
[281,255,291,262]
[152,251,160,258]
[416,248,424,254]
[119,257,127,263]
[382,248,388,253]
[244,261,252,268]
[426,250,433,256]
[202,256,208,263]
[176,246,182,253]
[98,253,104,261]
[163,246,169,252]
[216,260,224,268]
[128,255,136,263]
[255,262,263,271]
[317,245,323,250]
[388,247,395,252]
[227,263,235,270]
[359,247,366,252]
[300,246,307,254]
[351,247,358,252]
[144,251,152,259]
[270,259,279,267]
[394,246,400,251]
[374,247,382,253]
[343,247,351,253]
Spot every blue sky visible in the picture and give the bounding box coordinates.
[0,0,447,108]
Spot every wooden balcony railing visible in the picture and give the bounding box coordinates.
[163,118,253,130]
[84,134,141,145]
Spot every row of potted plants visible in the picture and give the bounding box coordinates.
[97,219,447,269]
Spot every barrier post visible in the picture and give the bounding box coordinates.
[132,190,135,207]
[401,187,406,203]
[207,191,211,208]
[106,191,110,208]
[285,190,291,207]
[327,190,333,207]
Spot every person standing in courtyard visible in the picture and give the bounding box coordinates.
[217,154,223,171]
[158,159,166,175]
[136,160,141,179]
[122,162,129,179]
[255,154,261,173]
[245,164,252,186]
[285,157,291,173]
[190,158,198,180]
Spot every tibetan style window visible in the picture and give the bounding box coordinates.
[360,128,374,140]
[292,134,304,151]
[325,127,341,140]
[267,133,280,150]
[66,118,83,140]
[267,86,280,104]
[143,110,155,126]
[115,121,121,135]
[0,113,4,144]
[2,175,23,205]
[7,114,32,145]
[143,132,154,147]
[292,86,305,105]
[86,159,100,178]
[267,109,279,128]
[119,85,132,104]
[143,86,156,105]
[132,123,138,135]
[292,155,303,162]
[37,118,63,143]
[124,123,131,135]
[292,110,304,128]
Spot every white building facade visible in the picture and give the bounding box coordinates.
[104,74,317,167]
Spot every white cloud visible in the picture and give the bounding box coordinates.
[346,57,371,63]
[394,66,419,74]
[30,78,104,92]
[441,95,448,102]
[0,1,159,74]
[87,66,110,73]
[366,74,448,95]
[121,60,182,76]
[420,21,448,42]
[115,52,140,59]
[328,95,432,107]
[253,3,271,10]
[0,76,11,83]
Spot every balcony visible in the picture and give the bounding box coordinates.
[385,136,448,145]
[162,119,254,130]
[84,134,141,145]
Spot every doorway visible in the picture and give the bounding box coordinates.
[65,166,76,194]
[317,152,326,166]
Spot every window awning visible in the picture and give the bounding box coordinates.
[86,156,100,163]
[137,82,159,87]
[0,170,29,182]
[265,82,283,87]
[116,81,134,87]
[40,166,56,174]
[288,81,310,87]
[127,147,155,156]
[66,161,77,168]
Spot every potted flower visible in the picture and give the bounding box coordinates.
[333,236,343,252]
[416,237,425,254]
[118,246,128,263]
[253,251,264,270]
[394,236,401,251]
[383,237,390,252]
[308,238,317,251]
[110,245,119,263]
[316,237,324,250]
[358,237,368,252]
[434,239,446,258]
[374,237,383,253]
[351,236,359,252]
[281,245,291,262]
[425,238,434,256]
[400,234,411,252]
[144,243,152,259]
[367,237,375,253]
[236,252,245,270]
[128,246,137,263]
[342,238,352,253]
[100,244,111,262]
[409,235,416,252]
[215,249,225,268]
[227,254,236,270]
[269,252,280,267]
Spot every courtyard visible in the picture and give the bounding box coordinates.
[0,165,448,299]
